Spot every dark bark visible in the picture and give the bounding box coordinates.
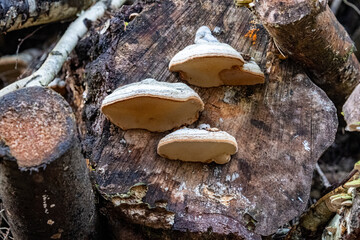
[253,0,360,111]
[0,87,97,240]
[0,0,95,32]
[67,0,338,238]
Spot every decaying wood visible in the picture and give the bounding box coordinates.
[287,165,360,239]
[286,183,348,239]
[0,87,96,240]
[0,0,127,98]
[342,190,360,240]
[252,0,360,111]
[0,0,95,32]
[73,0,338,238]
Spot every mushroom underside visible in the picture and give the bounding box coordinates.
[158,141,237,164]
[346,122,360,131]
[170,56,262,87]
[101,96,203,132]
[0,59,28,87]
[219,67,265,85]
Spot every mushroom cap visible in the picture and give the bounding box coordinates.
[157,128,238,164]
[344,179,360,188]
[169,42,264,87]
[169,42,247,87]
[101,79,204,132]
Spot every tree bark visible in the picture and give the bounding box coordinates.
[67,0,338,238]
[0,87,97,239]
[0,0,95,32]
[252,0,360,111]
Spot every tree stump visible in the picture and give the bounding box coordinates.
[73,0,338,238]
[0,87,96,240]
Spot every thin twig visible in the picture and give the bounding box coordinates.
[15,25,44,69]
[0,0,127,98]
[343,0,360,16]
[331,0,343,15]
[0,210,9,228]
[315,163,331,188]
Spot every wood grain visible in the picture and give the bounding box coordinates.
[79,0,338,238]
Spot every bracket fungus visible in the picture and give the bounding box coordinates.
[157,128,238,164]
[169,26,265,87]
[101,78,204,132]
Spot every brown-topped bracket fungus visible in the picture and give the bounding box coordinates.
[157,128,238,164]
[101,78,204,132]
[169,26,265,87]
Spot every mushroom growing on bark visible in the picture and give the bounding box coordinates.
[157,127,238,164]
[169,26,265,87]
[0,49,41,88]
[101,78,204,132]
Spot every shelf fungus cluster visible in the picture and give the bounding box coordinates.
[101,78,238,164]
[101,26,265,164]
[169,26,264,87]
[325,162,360,213]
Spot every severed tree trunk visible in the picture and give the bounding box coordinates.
[65,0,337,238]
[0,0,95,32]
[0,87,97,239]
[251,0,360,112]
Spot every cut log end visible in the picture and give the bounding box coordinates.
[0,86,97,239]
[343,84,360,132]
[0,86,75,169]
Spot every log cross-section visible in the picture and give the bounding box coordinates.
[76,0,339,238]
[0,87,96,240]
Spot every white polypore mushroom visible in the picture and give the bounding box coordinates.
[169,26,264,87]
[157,128,238,164]
[101,78,204,132]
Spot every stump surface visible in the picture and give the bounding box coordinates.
[79,0,338,237]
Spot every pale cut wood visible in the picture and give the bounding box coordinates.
[73,0,338,238]
[343,84,360,131]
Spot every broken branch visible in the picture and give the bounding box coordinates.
[0,0,127,98]
[251,0,360,110]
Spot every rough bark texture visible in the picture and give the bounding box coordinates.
[75,0,338,238]
[253,0,360,111]
[0,87,96,239]
[0,0,95,32]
